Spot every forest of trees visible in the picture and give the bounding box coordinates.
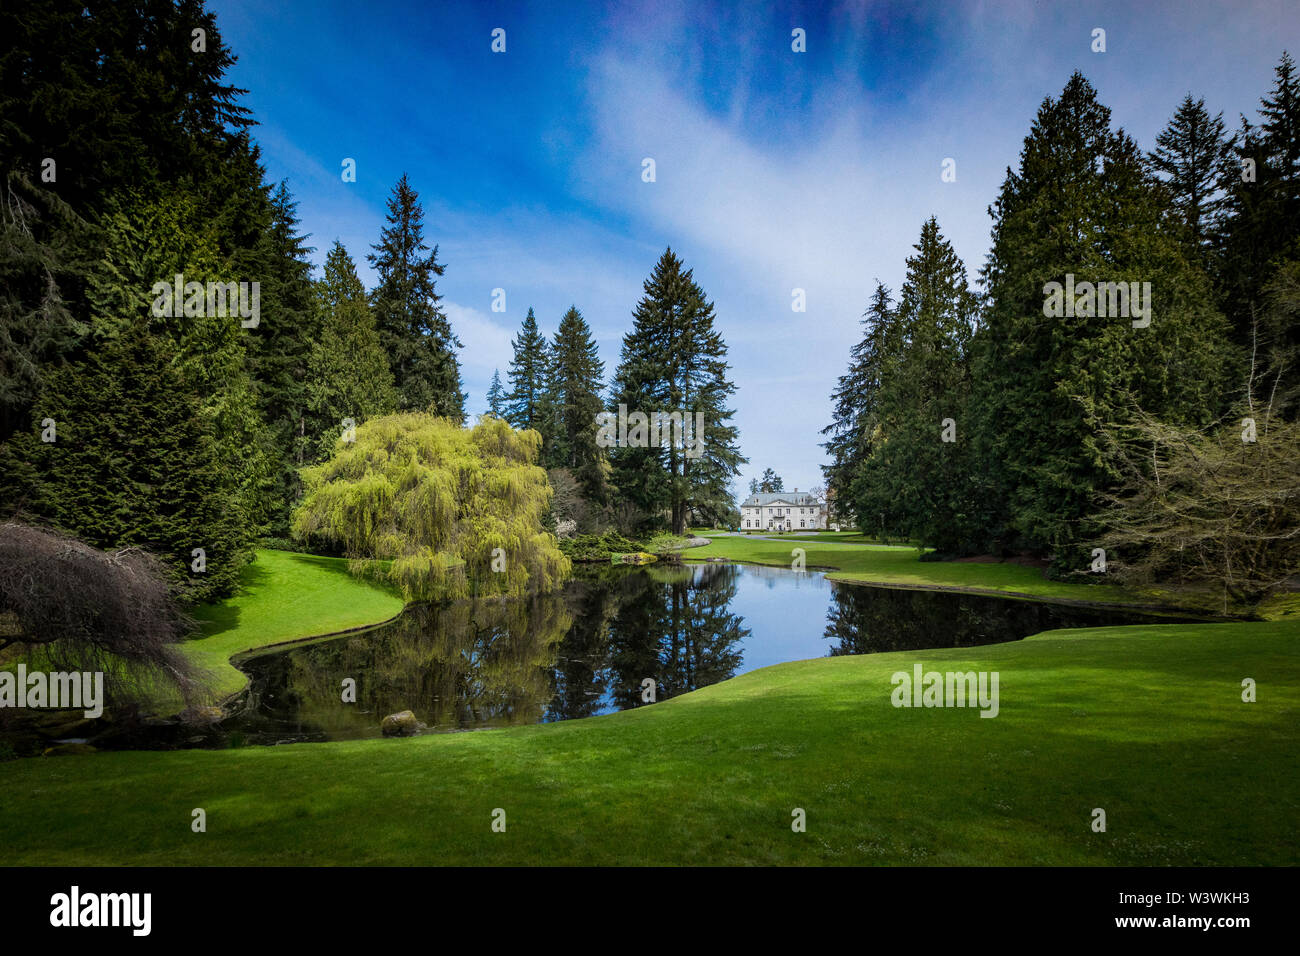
[0,2,465,604]
[822,63,1300,606]
[0,2,744,612]
[3,1,1288,619]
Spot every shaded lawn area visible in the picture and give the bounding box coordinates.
[0,619,1294,865]
[185,549,404,699]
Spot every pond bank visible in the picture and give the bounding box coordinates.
[687,532,1244,617]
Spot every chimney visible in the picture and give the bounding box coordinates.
[794,487,798,492]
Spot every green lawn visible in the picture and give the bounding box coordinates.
[690,533,1174,608]
[185,549,404,699]
[0,617,1294,865]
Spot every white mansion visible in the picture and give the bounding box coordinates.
[740,489,828,532]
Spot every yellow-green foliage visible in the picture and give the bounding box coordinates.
[293,414,571,600]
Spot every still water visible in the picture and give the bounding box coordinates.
[211,561,1179,746]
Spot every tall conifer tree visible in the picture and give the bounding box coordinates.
[547,306,608,500]
[305,241,398,460]
[822,281,895,527]
[609,248,745,534]
[486,369,507,417]
[369,174,465,421]
[1148,95,1234,260]
[505,307,550,432]
[971,73,1233,564]
[850,218,980,550]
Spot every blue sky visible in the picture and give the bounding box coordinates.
[209,0,1300,499]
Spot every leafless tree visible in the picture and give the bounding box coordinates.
[0,521,204,709]
[1094,406,1299,612]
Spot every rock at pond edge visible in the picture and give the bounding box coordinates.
[381,710,420,737]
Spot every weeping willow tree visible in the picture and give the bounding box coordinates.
[293,413,571,600]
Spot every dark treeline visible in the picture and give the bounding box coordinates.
[823,66,1299,605]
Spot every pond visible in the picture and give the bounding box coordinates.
[188,560,1187,747]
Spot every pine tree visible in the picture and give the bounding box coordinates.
[368,174,465,420]
[971,73,1234,564]
[505,307,550,431]
[82,186,275,542]
[0,0,263,450]
[1218,52,1300,396]
[609,248,745,534]
[486,369,506,417]
[305,241,398,460]
[1148,94,1234,260]
[0,0,253,216]
[821,281,895,527]
[2,318,251,604]
[850,218,980,551]
[0,172,89,445]
[547,306,608,501]
[245,182,319,533]
[758,469,783,492]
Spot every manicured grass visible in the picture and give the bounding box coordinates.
[185,550,404,699]
[690,534,1165,607]
[0,618,1294,865]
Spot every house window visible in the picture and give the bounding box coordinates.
[800,520,805,528]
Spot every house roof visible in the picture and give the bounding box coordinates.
[742,492,822,507]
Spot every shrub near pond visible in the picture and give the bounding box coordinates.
[559,531,643,562]
[293,414,570,600]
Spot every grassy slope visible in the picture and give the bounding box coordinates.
[186,550,404,699]
[690,533,1168,607]
[0,619,1294,865]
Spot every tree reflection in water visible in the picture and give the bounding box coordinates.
[228,564,1178,745]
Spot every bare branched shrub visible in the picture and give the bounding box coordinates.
[1094,408,1300,611]
[0,521,203,709]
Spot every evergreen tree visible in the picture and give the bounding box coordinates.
[821,281,895,526]
[1148,94,1234,260]
[2,318,251,604]
[486,369,506,417]
[971,73,1234,565]
[82,186,275,541]
[0,172,90,444]
[305,241,398,460]
[1218,52,1300,403]
[0,0,253,216]
[547,306,608,501]
[245,182,319,532]
[850,218,980,551]
[609,248,745,534]
[758,469,783,492]
[504,307,550,431]
[0,0,265,459]
[368,174,465,420]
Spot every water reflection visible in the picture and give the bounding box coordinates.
[821,583,1162,656]
[247,591,572,738]
[76,562,1193,748]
